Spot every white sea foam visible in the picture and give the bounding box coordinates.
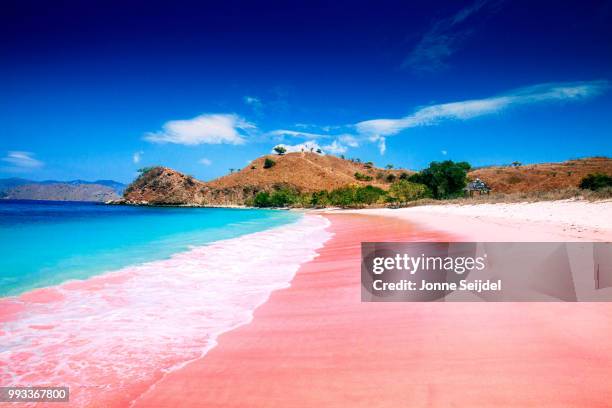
[0,214,331,407]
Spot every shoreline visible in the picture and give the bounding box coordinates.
[0,214,331,407]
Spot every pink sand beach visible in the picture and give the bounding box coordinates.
[132,207,612,408]
[3,201,612,407]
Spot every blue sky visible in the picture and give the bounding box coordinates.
[1,0,611,183]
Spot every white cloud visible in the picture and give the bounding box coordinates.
[356,80,609,137]
[339,134,359,147]
[272,141,323,154]
[199,158,212,166]
[1,151,44,170]
[243,96,261,106]
[268,129,331,140]
[323,140,348,155]
[272,138,351,156]
[441,150,448,155]
[133,151,143,164]
[144,113,255,145]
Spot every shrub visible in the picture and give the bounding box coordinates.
[269,187,299,207]
[354,172,373,181]
[580,173,612,191]
[399,172,410,180]
[273,146,287,155]
[263,158,276,169]
[354,185,386,205]
[252,192,271,207]
[386,174,396,183]
[309,191,330,207]
[325,185,386,207]
[409,160,471,199]
[250,186,299,207]
[388,180,429,204]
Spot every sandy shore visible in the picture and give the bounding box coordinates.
[340,199,612,241]
[132,203,612,407]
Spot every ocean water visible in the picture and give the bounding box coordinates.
[0,200,299,296]
[0,200,332,406]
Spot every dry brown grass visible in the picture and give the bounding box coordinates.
[209,152,411,193]
[467,157,612,194]
[394,187,612,208]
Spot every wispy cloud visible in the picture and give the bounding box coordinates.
[323,140,348,155]
[1,151,44,171]
[243,96,263,115]
[338,135,359,148]
[267,129,332,140]
[133,150,143,164]
[199,158,212,166]
[144,113,255,145]
[402,0,502,72]
[356,80,609,137]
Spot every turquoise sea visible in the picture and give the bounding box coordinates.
[0,199,299,297]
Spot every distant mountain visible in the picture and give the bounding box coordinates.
[0,178,126,202]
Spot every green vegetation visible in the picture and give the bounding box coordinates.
[388,180,429,204]
[248,185,386,208]
[408,160,471,199]
[249,186,300,207]
[137,166,156,174]
[263,158,276,169]
[273,146,287,155]
[354,172,373,181]
[580,173,612,191]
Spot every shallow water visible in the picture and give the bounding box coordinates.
[0,200,298,296]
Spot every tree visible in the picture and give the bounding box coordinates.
[273,146,287,155]
[409,160,471,199]
[389,180,429,204]
[137,166,156,174]
[385,164,394,169]
[263,158,276,169]
[316,148,322,154]
[580,173,612,191]
[511,161,522,167]
[229,168,235,173]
